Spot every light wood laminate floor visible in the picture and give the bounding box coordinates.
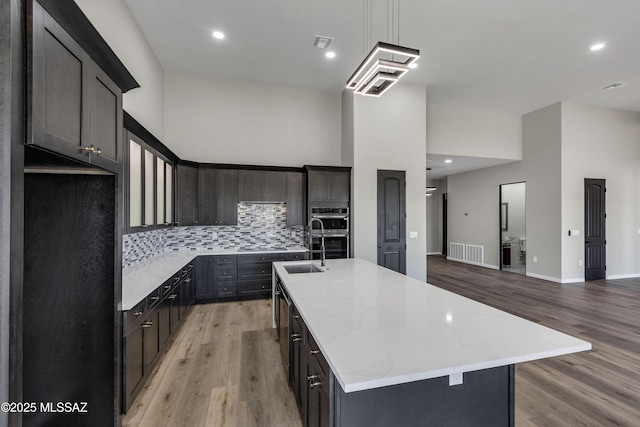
[125,258,640,426]
[427,255,640,427]
[122,299,303,427]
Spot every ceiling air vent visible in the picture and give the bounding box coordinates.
[312,35,334,49]
[602,82,627,91]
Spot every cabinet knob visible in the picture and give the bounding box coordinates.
[150,296,159,301]
[307,375,319,381]
[291,333,302,342]
[133,311,143,316]
[184,278,191,283]
[164,285,171,289]
[310,380,322,389]
[168,294,177,299]
[310,350,319,355]
[293,315,300,319]
[141,321,153,329]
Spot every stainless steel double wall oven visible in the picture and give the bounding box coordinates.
[308,206,349,259]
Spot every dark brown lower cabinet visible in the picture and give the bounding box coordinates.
[124,326,144,412]
[159,294,172,349]
[197,252,308,302]
[290,305,331,427]
[122,262,195,413]
[143,309,161,370]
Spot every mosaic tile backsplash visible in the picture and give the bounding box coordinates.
[123,203,305,268]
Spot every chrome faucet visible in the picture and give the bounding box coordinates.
[308,217,326,267]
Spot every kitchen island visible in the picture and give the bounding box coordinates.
[272,258,591,426]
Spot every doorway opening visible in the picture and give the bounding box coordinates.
[500,182,526,275]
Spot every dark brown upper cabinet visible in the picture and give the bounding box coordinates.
[306,168,351,203]
[238,170,286,202]
[199,168,238,225]
[286,172,306,226]
[28,2,122,173]
[176,164,200,226]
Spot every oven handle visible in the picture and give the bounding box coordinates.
[311,214,349,219]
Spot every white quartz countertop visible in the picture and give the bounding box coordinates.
[272,258,591,393]
[122,247,307,310]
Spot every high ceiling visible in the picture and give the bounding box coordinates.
[125,0,640,177]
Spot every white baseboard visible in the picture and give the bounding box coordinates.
[525,272,562,283]
[426,252,442,256]
[606,273,640,280]
[446,257,499,270]
[560,278,585,284]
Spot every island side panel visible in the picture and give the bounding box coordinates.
[334,364,514,427]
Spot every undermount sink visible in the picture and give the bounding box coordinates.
[283,263,324,274]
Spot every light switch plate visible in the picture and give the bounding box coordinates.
[409,231,418,238]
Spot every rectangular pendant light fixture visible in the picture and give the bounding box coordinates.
[346,41,419,97]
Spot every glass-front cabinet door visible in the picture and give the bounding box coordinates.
[128,132,174,232]
[156,154,173,227]
[129,139,143,228]
[128,136,156,230]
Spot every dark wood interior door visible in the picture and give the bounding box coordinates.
[377,170,406,274]
[584,178,606,280]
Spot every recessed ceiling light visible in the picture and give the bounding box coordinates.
[590,42,605,51]
[408,63,418,69]
[444,159,452,164]
[212,31,225,40]
[325,51,336,59]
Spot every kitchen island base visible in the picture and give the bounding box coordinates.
[332,365,514,427]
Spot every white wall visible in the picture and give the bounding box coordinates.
[75,0,166,139]
[447,102,640,282]
[427,104,522,160]
[343,84,427,281]
[447,103,562,279]
[561,103,640,280]
[164,72,342,166]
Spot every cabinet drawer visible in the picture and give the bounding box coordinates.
[146,287,162,309]
[238,252,286,264]
[215,282,237,298]
[180,262,195,277]
[161,277,178,295]
[214,255,237,265]
[215,265,237,279]
[123,300,146,333]
[285,252,308,261]
[237,263,272,280]
[237,279,271,296]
